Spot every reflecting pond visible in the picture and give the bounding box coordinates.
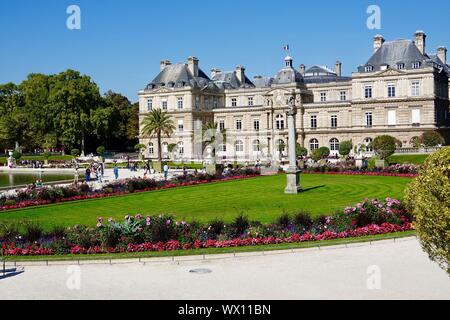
[0,172,76,188]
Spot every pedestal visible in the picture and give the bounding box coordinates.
[285,169,302,194]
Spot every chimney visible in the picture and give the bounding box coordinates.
[160,60,171,71]
[373,35,385,53]
[415,30,427,55]
[187,56,199,77]
[235,65,246,85]
[299,64,306,75]
[335,61,342,77]
[437,46,447,64]
[211,68,221,79]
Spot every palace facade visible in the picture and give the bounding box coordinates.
[138,31,450,162]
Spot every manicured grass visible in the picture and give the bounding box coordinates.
[0,155,74,165]
[3,230,416,262]
[387,154,429,165]
[0,174,411,230]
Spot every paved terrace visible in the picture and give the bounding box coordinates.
[1,237,449,300]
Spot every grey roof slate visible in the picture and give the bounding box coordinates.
[273,66,304,84]
[303,65,351,84]
[145,64,211,90]
[211,71,255,89]
[252,76,274,88]
[359,40,426,72]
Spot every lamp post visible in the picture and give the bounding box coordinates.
[285,90,302,194]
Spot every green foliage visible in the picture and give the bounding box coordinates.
[421,131,445,147]
[12,149,22,160]
[339,140,353,157]
[296,144,308,157]
[311,147,330,161]
[373,135,397,160]
[42,151,52,160]
[404,147,450,275]
[410,136,422,148]
[96,146,106,156]
[71,148,80,157]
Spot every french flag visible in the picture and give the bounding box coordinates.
[283,44,289,51]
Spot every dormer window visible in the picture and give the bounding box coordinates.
[412,61,422,69]
[396,63,405,70]
[365,65,374,72]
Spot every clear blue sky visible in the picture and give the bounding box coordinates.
[1,0,449,102]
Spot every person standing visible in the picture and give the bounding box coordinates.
[113,164,119,180]
[74,167,79,185]
[163,163,169,180]
[97,166,103,183]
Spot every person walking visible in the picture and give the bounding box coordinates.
[85,167,91,183]
[163,163,169,180]
[113,164,119,180]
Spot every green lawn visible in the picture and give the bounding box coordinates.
[0,155,74,165]
[0,174,411,230]
[387,154,429,165]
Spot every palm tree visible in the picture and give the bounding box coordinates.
[201,122,226,158]
[141,109,175,162]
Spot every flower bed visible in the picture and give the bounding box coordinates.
[0,198,414,257]
[0,169,260,211]
[304,163,419,178]
[304,171,417,178]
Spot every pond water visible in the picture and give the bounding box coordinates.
[0,172,76,188]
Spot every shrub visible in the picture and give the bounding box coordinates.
[228,214,250,238]
[405,147,450,275]
[206,219,225,240]
[410,136,422,148]
[421,131,445,147]
[22,221,44,242]
[292,212,313,231]
[96,146,106,156]
[46,225,67,239]
[373,135,397,160]
[0,221,20,242]
[71,148,80,157]
[296,144,308,157]
[275,214,291,229]
[12,149,22,160]
[339,141,353,157]
[311,147,330,161]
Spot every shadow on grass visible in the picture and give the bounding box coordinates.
[301,185,326,193]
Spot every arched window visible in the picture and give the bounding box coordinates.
[364,138,373,152]
[253,140,261,152]
[330,138,340,151]
[309,139,319,150]
[148,143,154,155]
[276,139,286,152]
[178,142,184,155]
[219,144,227,152]
[276,114,285,130]
[235,140,244,152]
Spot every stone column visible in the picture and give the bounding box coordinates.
[285,90,302,194]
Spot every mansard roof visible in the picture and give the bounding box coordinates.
[359,40,426,72]
[211,71,255,89]
[252,76,274,88]
[145,63,211,90]
[273,66,304,85]
[303,65,351,84]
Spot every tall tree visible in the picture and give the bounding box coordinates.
[141,109,175,161]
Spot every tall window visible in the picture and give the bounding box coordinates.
[213,97,218,109]
[147,99,153,111]
[330,138,340,151]
[320,92,327,102]
[162,142,169,154]
[148,143,154,155]
[236,119,242,130]
[195,96,200,109]
[340,91,347,101]
[253,140,261,152]
[219,144,227,152]
[331,115,338,128]
[231,98,237,107]
[177,119,184,132]
[178,142,184,155]
[276,114,285,130]
[388,110,396,126]
[411,81,420,96]
[365,86,373,99]
[253,119,260,131]
[177,97,184,110]
[387,84,396,97]
[309,138,319,150]
[235,140,244,152]
[248,97,254,106]
[162,100,168,111]
[365,112,373,127]
[364,138,373,152]
[412,109,421,125]
[310,115,317,129]
[276,139,285,153]
[219,120,225,131]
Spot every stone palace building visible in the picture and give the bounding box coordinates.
[138,31,450,162]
